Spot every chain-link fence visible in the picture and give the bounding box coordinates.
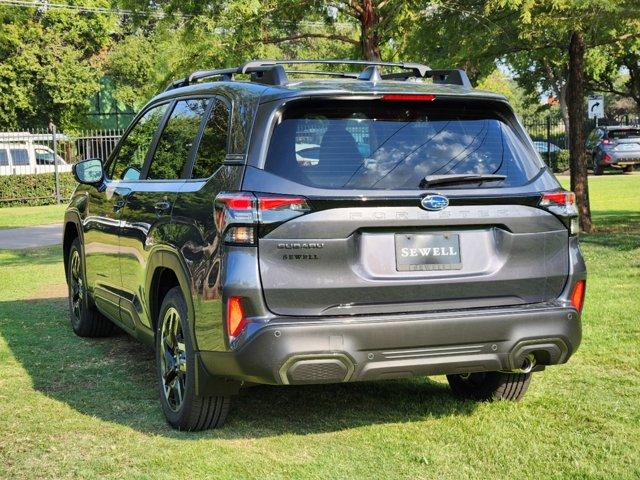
[0,128,123,205]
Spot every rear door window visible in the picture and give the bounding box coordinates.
[10,149,29,166]
[0,150,8,166]
[264,100,541,189]
[190,99,230,179]
[147,98,210,180]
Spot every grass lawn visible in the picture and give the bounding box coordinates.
[0,177,638,479]
[0,203,66,229]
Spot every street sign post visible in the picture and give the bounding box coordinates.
[588,95,604,125]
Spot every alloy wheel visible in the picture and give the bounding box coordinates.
[160,307,187,412]
[69,249,83,326]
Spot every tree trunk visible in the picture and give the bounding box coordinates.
[558,84,570,147]
[360,0,381,60]
[566,31,593,233]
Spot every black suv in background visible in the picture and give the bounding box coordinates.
[65,60,586,430]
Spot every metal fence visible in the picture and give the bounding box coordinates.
[0,127,123,204]
[1,114,638,204]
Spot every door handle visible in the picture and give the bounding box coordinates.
[154,200,172,214]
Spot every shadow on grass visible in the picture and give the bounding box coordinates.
[0,245,63,268]
[0,297,476,438]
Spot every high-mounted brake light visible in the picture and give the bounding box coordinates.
[226,296,246,338]
[570,280,586,312]
[381,94,436,101]
[602,139,611,145]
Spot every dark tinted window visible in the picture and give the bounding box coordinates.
[607,129,640,140]
[10,149,29,166]
[191,100,230,179]
[147,99,209,180]
[110,103,168,180]
[264,101,541,189]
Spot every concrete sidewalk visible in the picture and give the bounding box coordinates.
[0,223,63,250]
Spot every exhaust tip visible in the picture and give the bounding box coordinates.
[517,354,536,374]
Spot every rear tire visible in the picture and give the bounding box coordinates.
[593,164,603,175]
[156,286,231,431]
[447,371,532,401]
[66,238,115,337]
[624,165,634,173]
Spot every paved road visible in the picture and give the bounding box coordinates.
[0,223,63,250]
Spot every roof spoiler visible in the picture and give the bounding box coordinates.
[164,59,472,91]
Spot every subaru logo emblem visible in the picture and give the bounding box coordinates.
[421,194,449,211]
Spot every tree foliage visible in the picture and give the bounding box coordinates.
[0,2,118,129]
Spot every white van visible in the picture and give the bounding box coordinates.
[0,133,72,176]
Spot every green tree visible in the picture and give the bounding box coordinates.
[0,1,118,129]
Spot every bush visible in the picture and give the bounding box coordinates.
[554,150,570,173]
[540,150,570,173]
[0,173,77,207]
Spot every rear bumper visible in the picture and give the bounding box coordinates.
[199,304,581,386]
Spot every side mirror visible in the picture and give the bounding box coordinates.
[73,158,104,185]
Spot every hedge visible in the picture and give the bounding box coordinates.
[0,173,77,207]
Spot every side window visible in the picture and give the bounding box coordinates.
[0,150,8,166]
[109,103,168,180]
[191,100,230,179]
[10,149,29,166]
[35,148,55,165]
[147,99,209,180]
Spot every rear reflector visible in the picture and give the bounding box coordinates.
[570,280,586,312]
[381,94,436,101]
[227,296,246,338]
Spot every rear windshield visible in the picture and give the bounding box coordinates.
[607,129,640,139]
[264,100,541,189]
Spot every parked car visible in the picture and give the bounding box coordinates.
[64,59,586,430]
[0,134,71,175]
[586,125,640,175]
[532,140,562,154]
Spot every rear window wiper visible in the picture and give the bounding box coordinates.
[420,174,507,188]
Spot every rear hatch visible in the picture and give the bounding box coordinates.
[245,97,570,317]
[607,128,640,155]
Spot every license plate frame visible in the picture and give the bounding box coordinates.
[395,233,462,272]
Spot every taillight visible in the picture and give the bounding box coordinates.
[214,192,257,245]
[381,94,436,101]
[539,191,575,208]
[603,153,612,163]
[539,191,579,235]
[214,192,311,245]
[226,296,246,337]
[570,280,586,312]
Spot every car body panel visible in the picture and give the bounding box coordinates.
[64,72,586,391]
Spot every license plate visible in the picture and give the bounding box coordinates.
[395,233,462,271]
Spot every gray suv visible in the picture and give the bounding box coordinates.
[64,60,586,430]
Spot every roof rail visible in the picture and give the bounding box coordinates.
[164,59,471,91]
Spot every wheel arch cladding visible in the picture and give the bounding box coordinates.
[63,218,80,279]
[146,249,196,339]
